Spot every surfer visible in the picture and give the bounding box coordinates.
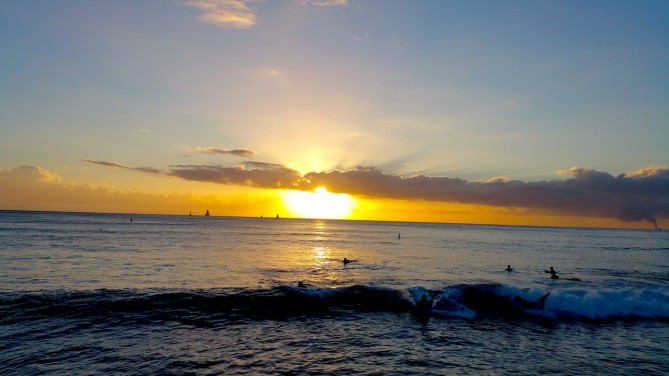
[546,267,559,279]
[413,294,432,324]
[297,281,305,288]
[505,265,513,272]
[416,294,432,311]
[515,292,550,309]
[343,258,351,265]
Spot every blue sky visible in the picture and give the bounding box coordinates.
[1,0,668,226]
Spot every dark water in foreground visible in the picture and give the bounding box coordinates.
[1,211,668,375]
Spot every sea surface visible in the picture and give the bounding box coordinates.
[1,210,668,375]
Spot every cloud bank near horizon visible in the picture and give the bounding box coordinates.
[303,166,669,228]
[80,159,669,226]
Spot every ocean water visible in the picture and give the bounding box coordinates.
[1,210,667,375]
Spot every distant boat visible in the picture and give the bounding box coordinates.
[276,214,279,219]
[189,212,192,216]
[205,209,210,217]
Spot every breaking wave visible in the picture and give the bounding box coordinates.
[2,284,667,326]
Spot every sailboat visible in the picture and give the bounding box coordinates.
[205,209,210,217]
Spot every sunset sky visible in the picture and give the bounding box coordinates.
[1,1,668,229]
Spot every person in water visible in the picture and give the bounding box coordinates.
[343,258,351,265]
[515,292,550,309]
[505,265,513,272]
[548,267,559,279]
[416,294,432,311]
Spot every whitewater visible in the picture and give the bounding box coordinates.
[1,210,667,375]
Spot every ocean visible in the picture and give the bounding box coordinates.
[1,210,667,375]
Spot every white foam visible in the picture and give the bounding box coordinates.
[495,284,669,319]
[545,287,669,319]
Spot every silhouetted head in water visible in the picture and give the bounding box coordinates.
[505,265,513,272]
[297,281,305,288]
[343,258,350,264]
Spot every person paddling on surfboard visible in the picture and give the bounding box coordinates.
[505,265,513,272]
[546,266,559,279]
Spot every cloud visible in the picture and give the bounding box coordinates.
[84,159,669,226]
[84,160,131,169]
[303,166,669,227]
[166,162,305,188]
[2,164,62,183]
[0,165,277,216]
[180,146,258,157]
[183,0,346,29]
[301,0,348,6]
[183,0,257,29]
[83,160,161,175]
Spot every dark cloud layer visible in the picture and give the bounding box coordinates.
[86,159,669,226]
[303,166,669,227]
[166,162,303,189]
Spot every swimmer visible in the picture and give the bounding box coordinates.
[515,292,550,309]
[297,281,305,288]
[505,265,513,272]
[343,258,351,265]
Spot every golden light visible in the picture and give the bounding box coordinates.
[281,187,358,219]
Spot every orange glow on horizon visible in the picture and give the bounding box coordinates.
[0,165,660,230]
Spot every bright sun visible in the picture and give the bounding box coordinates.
[281,187,357,219]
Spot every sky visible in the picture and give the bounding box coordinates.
[1,0,668,229]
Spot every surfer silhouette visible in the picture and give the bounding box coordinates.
[505,265,513,272]
[515,292,550,309]
[343,258,351,265]
[547,267,559,279]
[416,294,432,311]
[413,294,432,324]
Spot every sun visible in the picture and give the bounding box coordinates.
[281,187,358,219]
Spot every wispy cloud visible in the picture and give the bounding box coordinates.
[84,159,669,227]
[180,146,258,157]
[183,0,257,29]
[301,0,348,6]
[184,0,347,29]
[83,160,162,175]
